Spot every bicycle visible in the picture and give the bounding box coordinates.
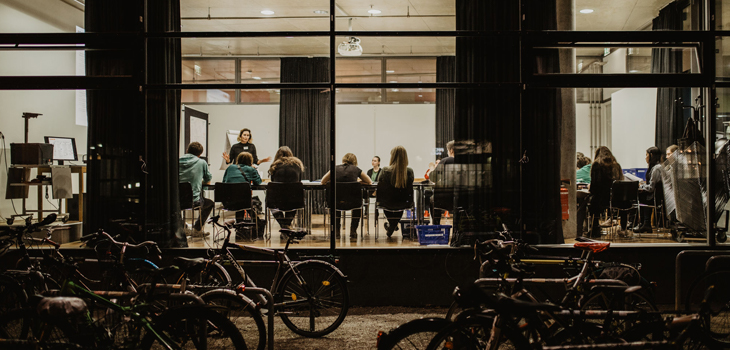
[179,215,349,338]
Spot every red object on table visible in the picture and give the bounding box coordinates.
[560,186,569,220]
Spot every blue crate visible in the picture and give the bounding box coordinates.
[415,225,452,245]
[635,168,647,181]
[622,168,637,177]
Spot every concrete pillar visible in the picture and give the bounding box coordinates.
[557,0,577,241]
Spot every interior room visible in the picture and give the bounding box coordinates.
[0,0,726,249]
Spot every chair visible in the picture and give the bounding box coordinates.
[324,182,366,239]
[214,182,256,240]
[375,180,414,239]
[179,182,202,237]
[265,182,305,239]
[635,186,666,239]
[609,180,639,240]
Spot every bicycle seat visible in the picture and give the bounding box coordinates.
[574,242,610,253]
[173,257,206,271]
[37,297,88,317]
[280,228,308,241]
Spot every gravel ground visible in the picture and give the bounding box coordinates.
[270,306,448,349]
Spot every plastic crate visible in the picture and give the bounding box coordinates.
[400,219,417,238]
[635,168,647,181]
[415,225,452,245]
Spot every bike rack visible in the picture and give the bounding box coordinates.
[674,250,730,309]
[244,287,275,350]
[474,277,628,287]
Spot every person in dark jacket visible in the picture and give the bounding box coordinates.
[268,146,304,229]
[427,140,455,224]
[634,146,663,233]
[222,128,271,167]
[321,153,372,239]
[589,146,625,238]
[378,146,415,238]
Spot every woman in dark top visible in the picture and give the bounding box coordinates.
[378,146,415,238]
[366,156,381,182]
[268,146,304,228]
[634,146,663,233]
[321,153,372,239]
[589,146,625,238]
[223,128,271,166]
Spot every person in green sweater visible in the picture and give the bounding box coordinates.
[223,152,262,226]
[576,156,592,184]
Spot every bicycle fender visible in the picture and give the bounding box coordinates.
[291,260,348,280]
[200,288,258,306]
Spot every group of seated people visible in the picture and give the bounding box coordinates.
[576,144,678,238]
[178,127,436,241]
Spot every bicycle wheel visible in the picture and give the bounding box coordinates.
[0,307,78,349]
[685,271,730,345]
[141,305,247,350]
[377,317,451,350]
[201,290,266,350]
[275,260,349,337]
[580,290,658,337]
[0,276,27,314]
[425,314,525,350]
[187,261,232,287]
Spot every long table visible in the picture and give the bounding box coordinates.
[203,181,434,236]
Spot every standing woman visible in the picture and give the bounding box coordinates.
[378,146,415,237]
[223,128,272,166]
[589,146,625,238]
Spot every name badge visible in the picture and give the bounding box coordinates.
[244,146,249,150]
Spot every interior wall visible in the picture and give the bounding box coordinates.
[335,104,436,179]
[180,104,280,184]
[575,103,591,159]
[0,2,86,220]
[611,88,657,169]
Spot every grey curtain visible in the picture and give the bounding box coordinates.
[652,1,684,151]
[279,57,330,214]
[436,56,455,156]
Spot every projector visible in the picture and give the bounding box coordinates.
[338,37,363,56]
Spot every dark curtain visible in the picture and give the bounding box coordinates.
[84,0,145,238]
[279,58,330,214]
[454,0,563,243]
[652,1,684,151]
[436,56,455,156]
[145,0,183,247]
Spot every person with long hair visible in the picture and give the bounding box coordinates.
[321,153,372,239]
[634,146,663,233]
[589,146,625,238]
[222,128,271,166]
[222,152,262,227]
[378,146,415,238]
[268,146,304,228]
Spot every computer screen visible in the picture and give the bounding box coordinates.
[44,136,78,161]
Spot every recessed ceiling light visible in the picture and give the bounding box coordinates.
[261,10,275,15]
[386,70,395,73]
[313,10,328,14]
[285,36,294,39]
[579,9,593,14]
[418,95,423,97]
[392,88,399,92]
[389,80,397,83]
[262,81,268,84]
[368,9,381,14]
[252,76,262,80]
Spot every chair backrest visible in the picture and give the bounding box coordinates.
[433,187,455,211]
[214,182,252,211]
[610,180,639,209]
[179,182,194,210]
[327,182,363,211]
[376,181,414,210]
[266,182,305,211]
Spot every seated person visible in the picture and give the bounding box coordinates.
[634,146,662,233]
[222,152,262,223]
[576,156,591,185]
[589,146,625,238]
[427,140,455,225]
[576,156,592,237]
[321,153,372,239]
[268,146,305,229]
[179,142,213,235]
[378,146,415,238]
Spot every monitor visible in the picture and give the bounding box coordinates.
[44,136,78,164]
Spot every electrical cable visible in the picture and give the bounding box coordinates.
[1,133,19,216]
[44,186,58,210]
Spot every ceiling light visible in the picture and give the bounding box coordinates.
[313,10,328,14]
[285,36,294,39]
[392,88,399,92]
[338,36,363,56]
[389,80,397,83]
[262,81,268,84]
[261,10,275,15]
[368,9,381,14]
[252,76,262,80]
[579,9,593,14]
[386,70,395,73]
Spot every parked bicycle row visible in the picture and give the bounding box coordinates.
[377,227,730,349]
[0,213,350,350]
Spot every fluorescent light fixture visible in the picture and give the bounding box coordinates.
[252,76,262,80]
[579,9,593,14]
[368,9,381,14]
[386,70,395,73]
[389,80,397,83]
[313,10,328,14]
[261,10,275,15]
[392,88,399,92]
[418,95,423,97]
[262,82,268,84]
[285,36,294,39]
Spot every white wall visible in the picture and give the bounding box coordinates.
[611,88,657,169]
[0,2,85,219]
[576,103,591,159]
[335,104,436,178]
[181,104,280,184]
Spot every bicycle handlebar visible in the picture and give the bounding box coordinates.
[81,230,161,255]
